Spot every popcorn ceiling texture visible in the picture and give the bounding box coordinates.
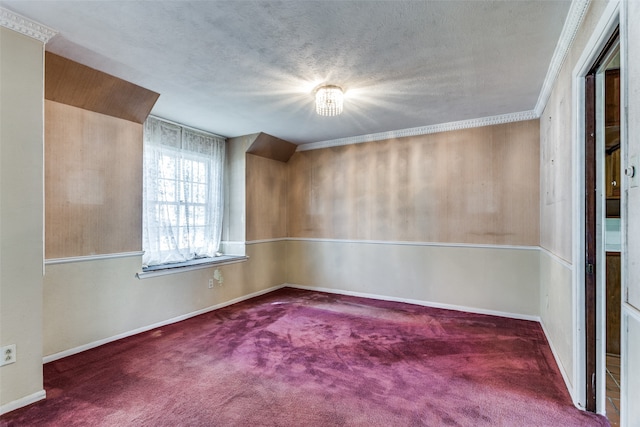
[2,1,570,144]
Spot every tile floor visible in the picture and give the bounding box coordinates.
[606,354,621,426]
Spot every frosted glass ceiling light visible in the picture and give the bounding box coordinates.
[315,85,344,116]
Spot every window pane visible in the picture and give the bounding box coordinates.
[143,117,225,266]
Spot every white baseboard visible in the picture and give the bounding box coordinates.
[284,283,541,322]
[0,389,46,416]
[43,284,287,364]
[43,282,539,365]
[538,320,581,410]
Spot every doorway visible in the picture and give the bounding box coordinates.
[583,27,620,423]
[603,49,621,427]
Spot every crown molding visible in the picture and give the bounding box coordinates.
[298,0,591,153]
[534,0,591,116]
[0,7,57,43]
[297,110,537,152]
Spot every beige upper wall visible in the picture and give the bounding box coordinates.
[288,120,540,246]
[246,154,288,241]
[540,0,610,262]
[45,100,142,258]
[0,28,45,408]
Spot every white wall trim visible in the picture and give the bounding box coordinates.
[245,238,289,245]
[297,110,537,152]
[136,256,249,279]
[41,280,543,365]
[285,283,541,322]
[0,7,57,43]
[0,389,46,416]
[42,284,286,363]
[45,251,144,265]
[534,0,592,116]
[539,246,574,270]
[286,237,539,251]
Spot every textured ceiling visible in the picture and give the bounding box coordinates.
[2,1,571,145]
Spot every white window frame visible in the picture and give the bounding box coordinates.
[142,116,226,269]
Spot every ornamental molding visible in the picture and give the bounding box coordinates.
[534,0,591,116]
[0,7,57,43]
[297,110,538,152]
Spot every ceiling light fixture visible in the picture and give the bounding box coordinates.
[315,85,344,116]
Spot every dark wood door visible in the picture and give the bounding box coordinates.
[606,253,621,355]
[584,73,597,413]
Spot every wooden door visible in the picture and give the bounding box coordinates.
[584,73,597,412]
[606,253,621,355]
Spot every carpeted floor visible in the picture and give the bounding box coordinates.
[1,288,610,426]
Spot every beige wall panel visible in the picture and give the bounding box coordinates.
[286,240,540,317]
[539,0,609,263]
[246,154,288,241]
[288,120,539,246]
[43,242,287,357]
[45,101,142,258]
[0,28,45,409]
[540,66,574,263]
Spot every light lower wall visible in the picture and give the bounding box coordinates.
[0,28,45,410]
[42,241,286,358]
[286,240,540,318]
[625,313,640,424]
[539,249,574,392]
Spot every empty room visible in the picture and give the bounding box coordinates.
[1,1,639,426]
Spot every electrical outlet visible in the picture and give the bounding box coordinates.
[208,278,214,289]
[1,344,16,366]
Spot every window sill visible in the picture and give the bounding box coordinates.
[136,255,248,279]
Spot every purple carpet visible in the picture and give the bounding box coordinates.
[1,288,609,426]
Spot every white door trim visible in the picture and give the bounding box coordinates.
[570,0,620,412]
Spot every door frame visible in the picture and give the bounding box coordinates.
[584,31,620,412]
[571,0,620,413]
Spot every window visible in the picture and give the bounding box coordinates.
[142,117,225,268]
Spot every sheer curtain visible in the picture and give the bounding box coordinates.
[142,117,225,267]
